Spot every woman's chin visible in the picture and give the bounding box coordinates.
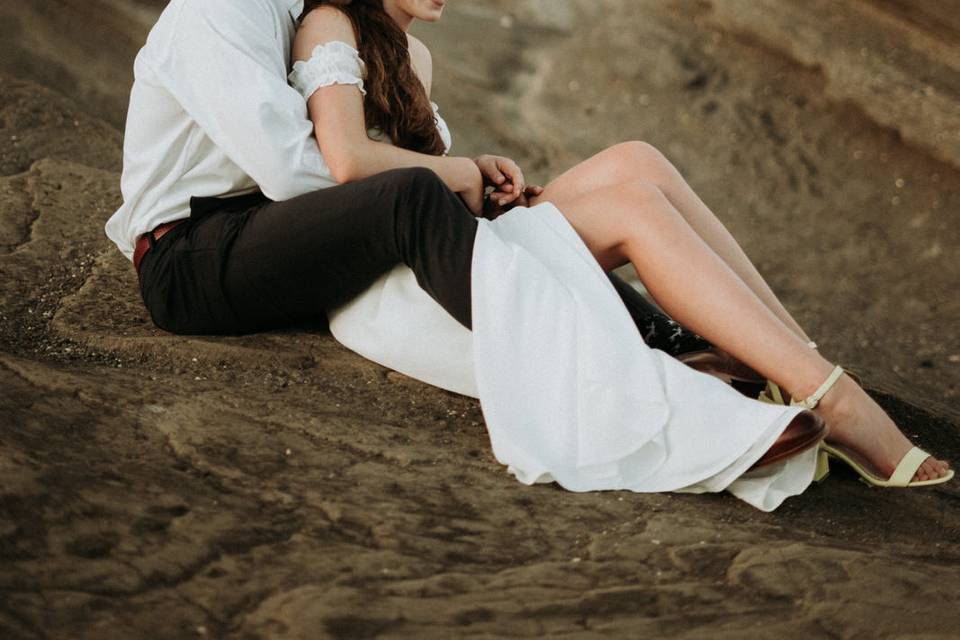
[418,0,445,20]
[417,10,444,22]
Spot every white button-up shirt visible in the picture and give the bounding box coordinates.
[105,0,336,261]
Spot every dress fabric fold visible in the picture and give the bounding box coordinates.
[329,202,817,511]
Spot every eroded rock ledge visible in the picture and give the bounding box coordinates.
[706,0,960,170]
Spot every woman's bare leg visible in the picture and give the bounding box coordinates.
[528,180,949,482]
[537,142,812,342]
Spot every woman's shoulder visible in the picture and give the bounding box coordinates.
[407,34,432,67]
[293,4,358,61]
[407,34,433,95]
[299,3,353,28]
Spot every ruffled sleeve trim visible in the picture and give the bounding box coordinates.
[289,40,367,100]
[431,101,453,153]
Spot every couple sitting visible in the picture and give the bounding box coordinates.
[105,0,952,512]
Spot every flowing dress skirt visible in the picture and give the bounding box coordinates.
[328,202,817,511]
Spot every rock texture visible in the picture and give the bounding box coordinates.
[1,1,960,638]
[0,0,168,128]
[709,0,960,169]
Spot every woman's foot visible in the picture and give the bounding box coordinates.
[799,373,951,482]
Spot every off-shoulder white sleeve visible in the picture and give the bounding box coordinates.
[431,102,452,154]
[289,40,367,100]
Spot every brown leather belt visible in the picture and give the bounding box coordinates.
[133,219,187,274]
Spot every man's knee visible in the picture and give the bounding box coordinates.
[373,166,447,199]
[369,168,476,329]
[400,165,444,187]
[389,167,475,228]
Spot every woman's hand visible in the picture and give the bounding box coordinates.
[474,154,528,207]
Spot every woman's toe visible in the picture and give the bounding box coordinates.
[916,458,947,481]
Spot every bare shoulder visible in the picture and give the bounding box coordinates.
[407,34,433,95]
[293,5,358,61]
[407,34,433,69]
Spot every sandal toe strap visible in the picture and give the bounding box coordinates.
[889,447,931,486]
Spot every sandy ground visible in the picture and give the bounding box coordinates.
[1,1,960,638]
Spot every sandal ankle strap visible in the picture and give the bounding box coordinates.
[792,365,845,410]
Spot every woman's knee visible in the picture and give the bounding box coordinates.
[606,140,677,185]
[614,180,671,213]
[605,180,680,237]
[565,180,670,231]
[609,140,669,165]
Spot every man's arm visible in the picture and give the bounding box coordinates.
[151,0,332,201]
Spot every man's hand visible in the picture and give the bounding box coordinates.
[482,184,545,219]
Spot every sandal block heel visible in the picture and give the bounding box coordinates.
[814,447,830,483]
[748,409,827,471]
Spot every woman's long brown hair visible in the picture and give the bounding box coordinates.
[300,0,446,156]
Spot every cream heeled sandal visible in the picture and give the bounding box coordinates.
[822,443,955,488]
[793,364,954,488]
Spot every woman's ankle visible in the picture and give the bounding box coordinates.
[785,361,844,408]
[809,375,859,424]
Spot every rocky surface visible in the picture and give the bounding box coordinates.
[2,1,960,638]
[709,0,960,169]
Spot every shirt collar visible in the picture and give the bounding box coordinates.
[289,0,304,21]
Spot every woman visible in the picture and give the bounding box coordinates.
[287,0,952,506]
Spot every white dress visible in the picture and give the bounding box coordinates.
[290,42,819,512]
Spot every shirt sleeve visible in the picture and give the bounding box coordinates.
[151,0,335,200]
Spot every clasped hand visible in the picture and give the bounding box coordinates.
[471,154,544,219]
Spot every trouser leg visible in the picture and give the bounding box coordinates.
[139,167,477,334]
[607,272,712,356]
